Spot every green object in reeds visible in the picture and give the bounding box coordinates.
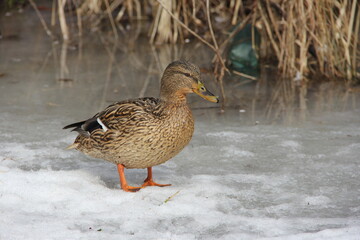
[228,24,260,77]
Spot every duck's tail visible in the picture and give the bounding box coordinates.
[63,120,91,137]
[65,143,79,150]
[63,120,86,129]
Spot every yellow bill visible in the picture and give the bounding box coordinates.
[192,82,219,103]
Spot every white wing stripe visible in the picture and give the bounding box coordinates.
[97,118,108,132]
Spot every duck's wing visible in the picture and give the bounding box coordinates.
[63,97,162,136]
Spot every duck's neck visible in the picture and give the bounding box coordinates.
[160,94,187,105]
[158,94,192,121]
[160,91,189,106]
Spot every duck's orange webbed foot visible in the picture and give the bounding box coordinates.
[117,164,142,192]
[142,167,171,188]
[122,185,142,192]
[142,180,171,188]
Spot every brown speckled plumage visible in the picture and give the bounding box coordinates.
[71,98,194,168]
[63,60,218,191]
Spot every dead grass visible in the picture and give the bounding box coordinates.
[30,0,360,109]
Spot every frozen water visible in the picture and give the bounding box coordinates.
[1,7,360,240]
[1,106,360,240]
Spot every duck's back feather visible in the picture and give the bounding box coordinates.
[63,97,163,136]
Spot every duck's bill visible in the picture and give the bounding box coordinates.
[194,88,219,103]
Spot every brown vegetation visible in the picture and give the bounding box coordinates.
[30,0,360,109]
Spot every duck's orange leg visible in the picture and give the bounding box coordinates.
[117,164,142,192]
[142,167,171,188]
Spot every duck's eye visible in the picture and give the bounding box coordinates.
[200,86,206,91]
[184,73,191,77]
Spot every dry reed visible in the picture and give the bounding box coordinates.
[34,0,359,101]
[255,0,359,82]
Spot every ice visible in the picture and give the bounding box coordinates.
[1,109,360,239]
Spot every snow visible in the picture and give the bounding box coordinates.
[1,107,360,240]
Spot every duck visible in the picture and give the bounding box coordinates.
[63,60,219,192]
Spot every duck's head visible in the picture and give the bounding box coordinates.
[160,60,219,103]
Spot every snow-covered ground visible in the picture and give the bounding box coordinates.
[1,105,359,240]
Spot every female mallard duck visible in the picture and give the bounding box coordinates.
[63,60,218,192]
